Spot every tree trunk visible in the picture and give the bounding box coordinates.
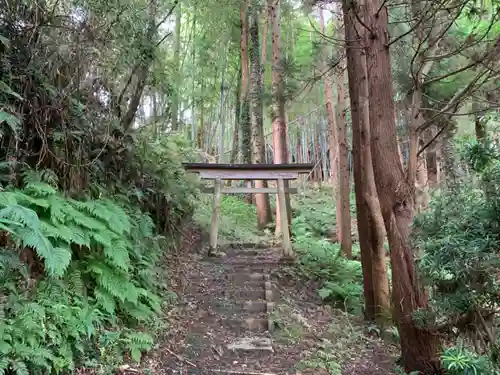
[261,0,270,89]
[424,126,440,187]
[197,79,205,149]
[249,0,272,227]
[343,0,389,324]
[441,120,458,187]
[240,1,253,204]
[314,121,322,184]
[363,0,442,372]
[472,100,486,143]
[319,10,343,245]
[416,139,428,187]
[270,0,291,237]
[335,64,353,258]
[170,3,182,131]
[230,65,242,164]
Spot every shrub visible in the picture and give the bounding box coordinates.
[0,173,180,374]
[292,188,363,312]
[413,138,500,366]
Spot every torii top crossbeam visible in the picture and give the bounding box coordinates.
[182,163,314,180]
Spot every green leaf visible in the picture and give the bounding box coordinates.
[103,239,130,271]
[11,361,28,375]
[131,347,142,363]
[0,81,23,100]
[0,341,10,354]
[0,34,9,47]
[317,287,332,300]
[0,358,9,375]
[0,111,20,132]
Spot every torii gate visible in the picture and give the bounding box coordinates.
[183,163,314,258]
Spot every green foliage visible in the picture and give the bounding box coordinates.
[297,339,341,375]
[0,172,176,374]
[292,187,362,312]
[127,132,199,228]
[294,235,363,312]
[441,346,497,375]
[413,138,500,368]
[414,139,500,316]
[194,194,272,244]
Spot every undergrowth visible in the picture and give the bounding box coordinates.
[292,186,363,312]
[194,194,273,245]
[0,168,195,375]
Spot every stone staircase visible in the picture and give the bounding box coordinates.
[166,243,295,375]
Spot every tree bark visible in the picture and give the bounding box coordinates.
[424,126,440,187]
[240,1,253,204]
[230,65,242,164]
[269,0,292,237]
[170,3,182,131]
[249,0,272,227]
[343,0,389,325]
[197,78,205,149]
[261,0,270,89]
[472,100,486,143]
[335,62,353,258]
[319,9,344,245]
[363,0,442,372]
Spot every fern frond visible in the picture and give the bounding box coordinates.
[0,205,41,230]
[90,231,114,249]
[66,267,84,296]
[0,358,8,375]
[88,262,137,303]
[103,238,130,271]
[14,192,51,209]
[0,341,10,355]
[66,204,108,232]
[23,181,57,197]
[75,200,131,235]
[17,228,71,277]
[11,360,29,375]
[40,221,73,244]
[0,191,19,207]
[95,289,116,314]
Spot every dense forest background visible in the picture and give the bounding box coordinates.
[2,0,500,374]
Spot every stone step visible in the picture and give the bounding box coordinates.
[188,273,269,283]
[222,263,283,272]
[221,242,271,250]
[204,300,275,315]
[222,317,271,332]
[211,256,282,265]
[226,336,274,353]
[190,279,265,289]
[222,283,276,301]
[223,288,267,301]
[212,253,281,264]
[226,272,270,282]
[242,300,275,314]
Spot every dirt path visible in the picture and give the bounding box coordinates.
[127,229,398,375]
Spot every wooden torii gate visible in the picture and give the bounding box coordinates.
[183,163,314,257]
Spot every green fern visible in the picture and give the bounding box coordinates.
[0,167,182,374]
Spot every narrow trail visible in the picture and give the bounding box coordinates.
[133,228,397,375]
